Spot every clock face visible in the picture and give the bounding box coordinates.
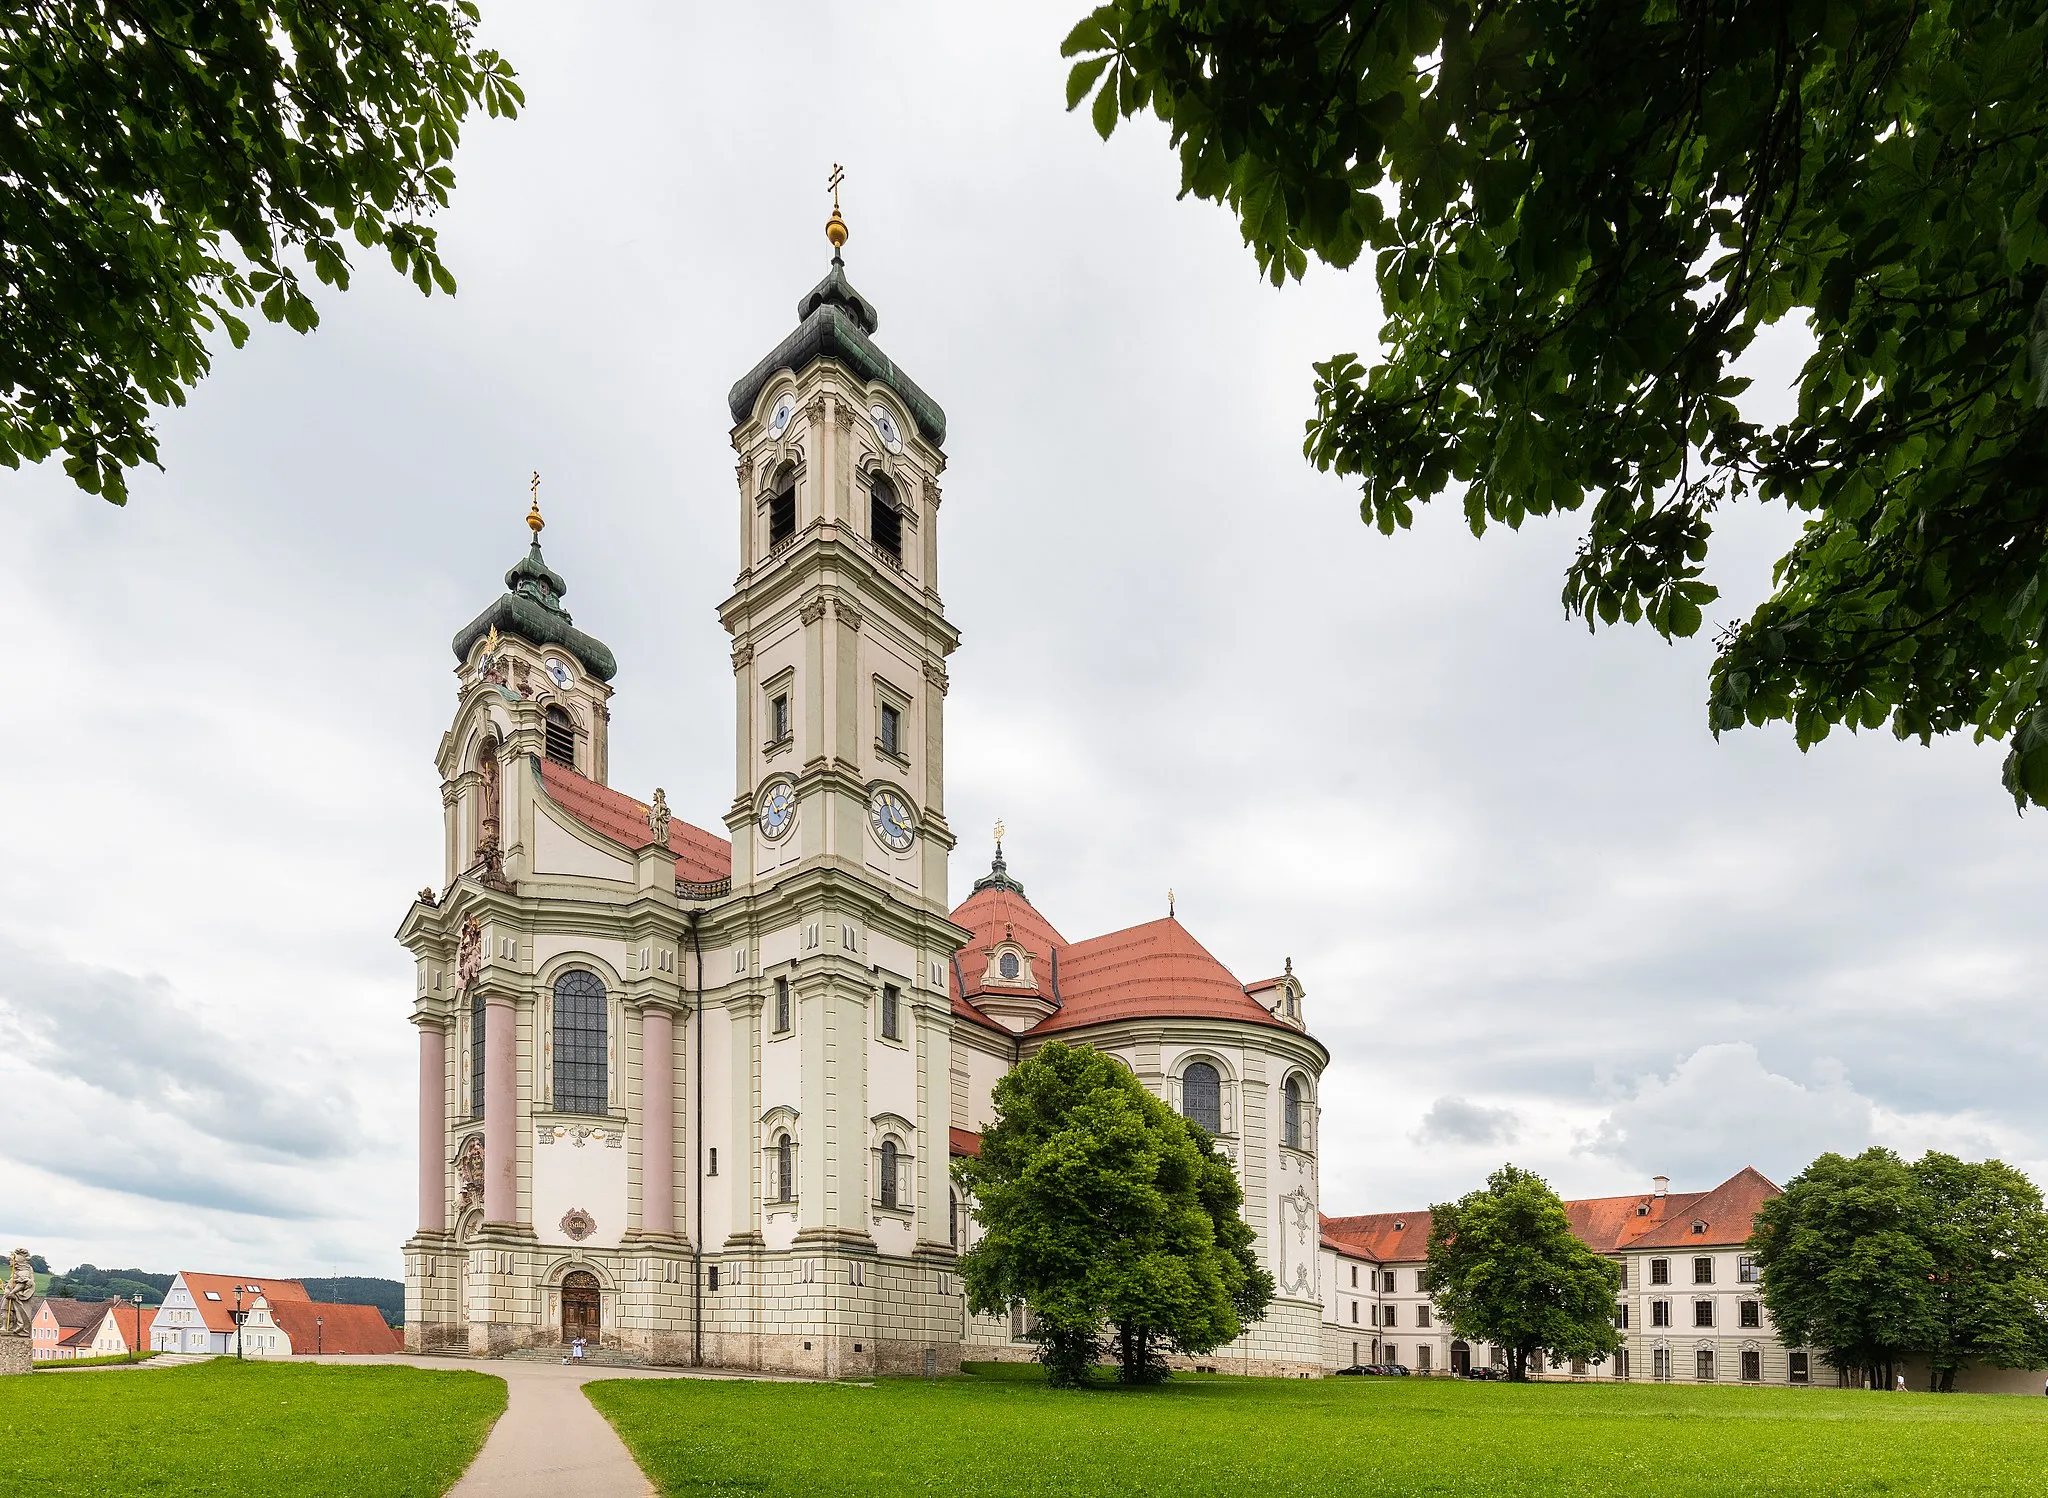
[868,786,915,852]
[869,405,903,454]
[770,392,797,437]
[543,657,572,689]
[757,780,796,841]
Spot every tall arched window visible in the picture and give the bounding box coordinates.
[880,1139,900,1209]
[776,1133,793,1202]
[552,971,608,1114]
[768,465,797,550]
[470,993,486,1116]
[1182,1062,1222,1135]
[1283,1075,1304,1149]
[544,706,575,768]
[869,473,902,564]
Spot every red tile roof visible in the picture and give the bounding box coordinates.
[270,1300,403,1356]
[39,1297,105,1334]
[536,759,732,885]
[949,1127,983,1158]
[1320,1170,1780,1260]
[88,1303,156,1349]
[946,875,1289,1039]
[177,1273,308,1336]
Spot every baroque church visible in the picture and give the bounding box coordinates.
[399,208,1330,1377]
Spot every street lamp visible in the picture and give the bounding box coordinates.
[316,1315,324,1357]
[130,1294,144,1364]
[233,1285,246,1361]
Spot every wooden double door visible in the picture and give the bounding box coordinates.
[561,1272,600,1345]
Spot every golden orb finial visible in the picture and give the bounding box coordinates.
[825,162,849,251]
[527,471,544,535]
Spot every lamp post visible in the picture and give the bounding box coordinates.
[233,1285,245,1361]
[316,1315,323,1357]
[130,1294,144,1364]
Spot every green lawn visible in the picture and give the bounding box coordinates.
[0,1360,504,1497]
[588,1364,2048,1497]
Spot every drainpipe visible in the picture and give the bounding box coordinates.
[687,912,704,1368]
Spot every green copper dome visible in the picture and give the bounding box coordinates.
[451,536,618,682]
[727,252,946,446]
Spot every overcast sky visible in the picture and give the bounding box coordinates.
[4,3,2044,1280]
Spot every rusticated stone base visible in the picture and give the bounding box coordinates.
[0,1336,31,1375]
[407,1321,469,1354]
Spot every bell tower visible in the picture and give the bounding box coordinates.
[719,188,958,917]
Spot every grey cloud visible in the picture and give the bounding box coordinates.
[0,936,354,1162]
[1413,1096,1520,1148]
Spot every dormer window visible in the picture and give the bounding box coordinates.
[998,951,1019,981]
[769,468,797,550]
[869,474,902,565]
[544,705,575,767]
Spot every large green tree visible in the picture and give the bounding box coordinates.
[1422,1163,1620,1381]
[953,1040,1273,1386]
[1755,1147,2048,1390]
[1,1,521,504]
[1063,0,2048,807]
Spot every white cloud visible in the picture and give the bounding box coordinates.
[1413,1096,1521,1148]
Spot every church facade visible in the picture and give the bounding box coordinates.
[398,232,1330,1377]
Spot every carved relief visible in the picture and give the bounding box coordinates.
[799,596,828,626]
[456,1135,485,1211]
[538,1124,622,1149]
[835,599,864,631]
[922,660,950,696]
[731,642,755,671]
[455,915,484,996]
[559,1208,597,1242]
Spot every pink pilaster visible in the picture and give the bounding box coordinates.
[641,1007,675,1236]
[417,1022,447,1232]
[484,992,518,1224]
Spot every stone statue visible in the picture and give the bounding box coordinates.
[455,914,484,996]
[2,1248,34,1336]
[647,788,671,843]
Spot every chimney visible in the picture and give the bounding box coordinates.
[1653,1175,1669,1197]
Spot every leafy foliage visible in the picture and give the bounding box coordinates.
[1753,1147,2048,1390]
[46,1262,173,1304]
[1422,1163,1621,1381]
[0,1,521,504]
[953,1040,1273,1386]
[1063,0,2048,806]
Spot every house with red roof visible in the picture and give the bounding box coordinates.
[1317,1167,1834,1387]
[29,1296,104,1361]
[150,1273,308,1357]
[82,1301,156,1359]
[393,228,1330,1377]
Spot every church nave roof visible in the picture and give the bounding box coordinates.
[536,758,732,886]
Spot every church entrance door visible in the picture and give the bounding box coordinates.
[561,1272,600,1345]
[1450,1340,1471,1376]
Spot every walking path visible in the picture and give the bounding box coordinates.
[308,1353,805,1498]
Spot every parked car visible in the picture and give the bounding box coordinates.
[1336,1364,1371,1376]
[1381,1363,1412,1376]
[1462,1365,1505,1380]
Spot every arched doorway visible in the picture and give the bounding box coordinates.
[1450,1340,1471,1376]
[561,1271,600,1345]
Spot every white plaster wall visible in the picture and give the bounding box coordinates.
[762,1016,800,1116]
[964,1044,1010,1131]
[701,1006,733,1249]
[533,934,629,980]
[532,1126,629,1248]
[533,807,636,881]
[761,923,801,969]
[870,930,915,984]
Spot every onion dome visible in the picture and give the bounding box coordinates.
[451,505,618,681]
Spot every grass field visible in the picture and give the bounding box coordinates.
[589,1363,2048,1497]
[0,1360,504,1497]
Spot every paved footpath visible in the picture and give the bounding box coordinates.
[309,1354,804,1498]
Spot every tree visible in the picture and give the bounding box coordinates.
[1062,1,2048,807]
[2,1,522,505]
[1911,1152,2048,1390]
[1751,1147,1933,1389]
[953,1040,1274,1386]
[1422,1163,1619,1381]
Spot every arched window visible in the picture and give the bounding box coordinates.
[470,993,486,1116]
[769,465,797,550]
[776,1133,793,1202]
[551,971,607,1114]
[1283,1075,1304,1149]
[880,1139,900,1209]
[1182,1062,1222,1135]
[544,705,575,768]
[869,473,902,564]
[998,951,1020,980]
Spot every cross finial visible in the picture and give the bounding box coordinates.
[993,817,1005,849]
[1168,888,1175,918]
[825,163,849,251]
[527,471,544,535]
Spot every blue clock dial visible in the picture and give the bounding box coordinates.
[758,781,796,840]
[868,787,915,852]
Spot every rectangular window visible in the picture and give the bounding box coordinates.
[1616,1259,1628,1289]
[1383,1305,1397,1328]
[1350,1302,1358,1324]
[1654,1347,1672,1382]
[1350,1266,1359,1288]
[1614,1349,1630,1380]
[770,485,796,549]
[470,995,486,1117]
[770,693,790,744]
[775,977,791,1034]
[880,703,902,759]
[1417,1306,1432,1328]
[1737,1254,1760,1284]
[1571,1357,1587,1376]
[881,984,900,1041]
[1693,1257,1714,1285]
[1414,1271,1427,1294]
[707,1266,720,1292]
[708,1147,719,1177]
[1417,1345,1432,1372]
[1650,1258,1669,1285]
[1740,1300,1760,1328]
[1693,1300,1715,1329]
[1651,1300,1671,1328]
[1382,1270,1398,1292]
[1614,1303,1629,1329]
[1741,1349,1762,1381]
[1696,1348,1715,1382]
[1789,1351,1810,1385]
